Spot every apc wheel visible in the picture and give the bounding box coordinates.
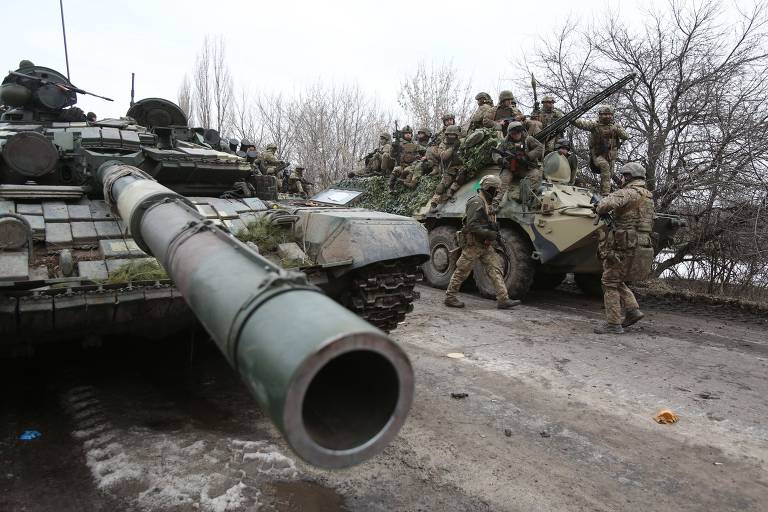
[473,227,535,299]
[422,225,458,289]
[532,271,567,290]
[575,273,603,297]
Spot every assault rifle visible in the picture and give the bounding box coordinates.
[533,73,636,144]
[9,70,114,102]
[491,147,537,173]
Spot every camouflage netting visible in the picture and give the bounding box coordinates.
[459,128,500,176]
[236,217,308,268]
[106,259,168,284]
[335,174,440,216]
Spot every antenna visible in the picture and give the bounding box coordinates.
[59,0,71,79]
[130,73,135,107]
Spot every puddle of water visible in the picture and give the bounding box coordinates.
[271,480,347,512]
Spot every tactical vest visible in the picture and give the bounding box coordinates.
[440,143,463,172]
[540,109,562,128]
[613,181,654,233]
[493,105,521,121]
[589,124,620,157]
[469,104,492,130]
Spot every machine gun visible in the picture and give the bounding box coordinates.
[9,70,114,102]
[533,73,636,144]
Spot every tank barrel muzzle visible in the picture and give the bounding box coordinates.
[96,162,414,468]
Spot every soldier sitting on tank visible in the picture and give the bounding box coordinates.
[444,174,520,310]
[468,92,494,132]
[538,96,564,153]
[524,111,543,137]
[349,132,392,177]
[572,105,629,195]
[86,111,97,123]
[388,126,424,187]
[428,125,466,212]
[258,143,287,175]
[490,121,544,211]
[592,162,654,334]
[435,113,460,145]
[287,167,313,197]
[483,90,524,133]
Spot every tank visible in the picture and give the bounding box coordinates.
[321,74,684,298]
[0,63,422,467]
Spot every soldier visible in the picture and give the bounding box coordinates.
[490,121,544,210]
[434,113,458,145]
[572,105,629,195]
[86,112,97,123]
[524,111,543,137]
[258,143,287,175]
[388,126,423,187]
[428,125,465,211]
[555,139,578,184]
[593,162,655,334]
[445,174,521,310]
[537,95,564,152]
[350,132,393,177]
[415,127,432,146]
[483,90,524,133]
[468,92,494,132]
[287,167,313,197]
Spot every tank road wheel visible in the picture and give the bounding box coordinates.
[532,271,567,290]
[422,225,459,289]
[474,227,535,300]
[575,273,603,297]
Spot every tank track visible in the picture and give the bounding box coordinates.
[343,262,422,333]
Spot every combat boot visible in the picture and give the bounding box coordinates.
[444,296,465,308]
[593,323,624,334]
[622,308,645,328]
[496,298,521,309]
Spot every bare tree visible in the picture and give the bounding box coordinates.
[191,35,234,132]
[398,60,473,132]
[527,0,768,298]
[177,74,194,125]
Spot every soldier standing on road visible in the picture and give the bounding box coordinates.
[593,162,655,334]
[572,105,629,195]
[445,175,521,310]
[468,92,494,132]
[490,121,544,211]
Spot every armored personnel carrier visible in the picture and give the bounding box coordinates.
[0,62,423,467]
[323,75,683,299]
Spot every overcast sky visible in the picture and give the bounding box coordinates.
[6,0,669,121]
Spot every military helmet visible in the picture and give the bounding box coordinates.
[441,113,455,122]
[542,95,555,103]
[498,90,515,102]
[506,121,525,133]
[479,174,502,191]
[416,127,432,136]
[445,125,462,136]
[266,143,278,150]
[379,132,392,141]
[401,125,413,134]
[475,92,491,102]
[619,162,646,179]
[556,138,571,150]
[598,105,615,115]
[295,166,305,172]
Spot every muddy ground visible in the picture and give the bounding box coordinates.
[1,285,766,511]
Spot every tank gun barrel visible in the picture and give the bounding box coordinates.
[534,73,636,143]
[95,161,414,469]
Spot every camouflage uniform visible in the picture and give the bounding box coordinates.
[434,114,458,146]
[428,126,465,211]
[468,92,494,132]
[388,126,425,188]
[594,163,654,333]
[490,123,544,210]
[288,168,313,197]
[445,175,519,309]
[483,91,524,132]
[572,106,629,195]
[538,96,564,153]
[350,133,392,177]
[258,144,286,175]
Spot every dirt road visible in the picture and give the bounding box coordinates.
[2,286,766,511]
